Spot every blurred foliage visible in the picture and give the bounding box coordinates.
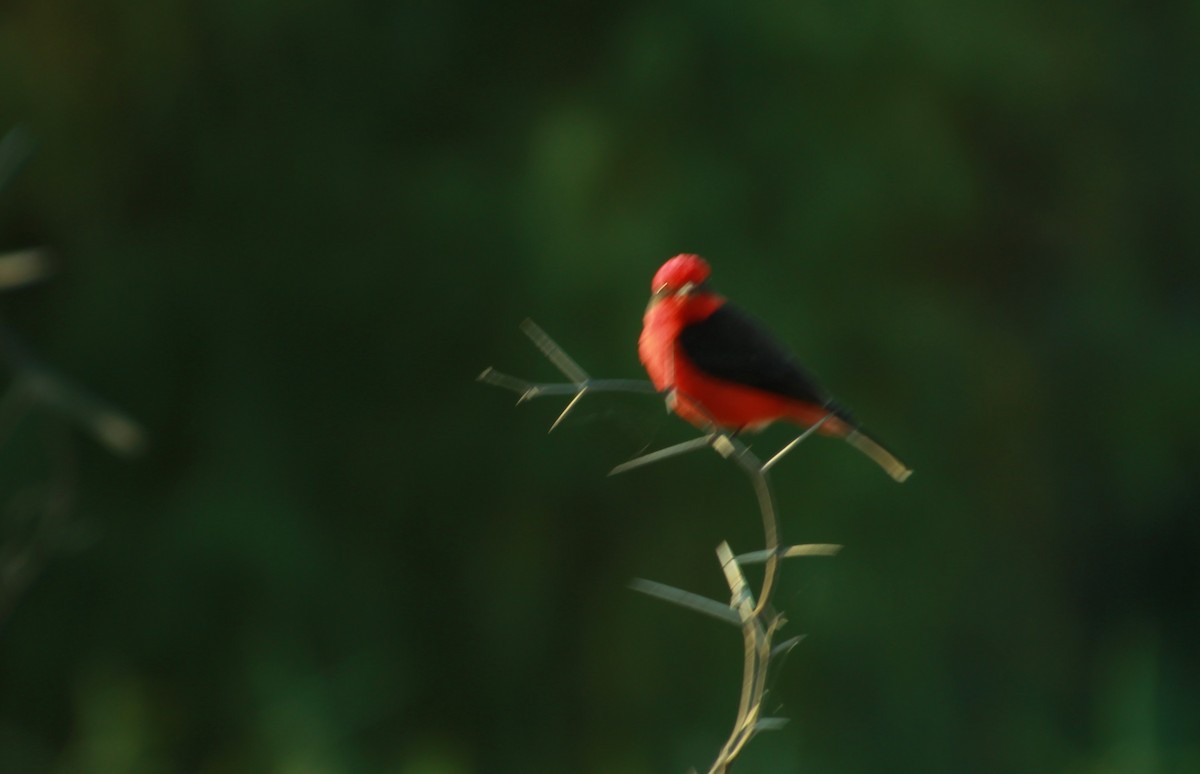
[1,1,1198,772]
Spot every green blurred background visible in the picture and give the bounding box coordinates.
[1,1,1198,772]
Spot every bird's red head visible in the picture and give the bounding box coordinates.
[651,254,711,295]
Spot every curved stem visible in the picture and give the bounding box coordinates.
[481,321,835,774]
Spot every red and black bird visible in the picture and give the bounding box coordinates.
[638,254,912,482]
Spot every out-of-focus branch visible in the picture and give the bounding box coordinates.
[480,320,840,772]
[0,420,78,626]
[0,249,54,291]
[0,125,34,194]
[0,127,146,628]
[0,321,145,630]
[0,323,145,629]
[0,324,146,457]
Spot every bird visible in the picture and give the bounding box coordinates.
[637,253,912,482]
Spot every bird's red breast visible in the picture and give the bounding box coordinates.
[639,289,723,424]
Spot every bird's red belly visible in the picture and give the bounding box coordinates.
[673,371,796,431]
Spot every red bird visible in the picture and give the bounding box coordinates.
[638,254,912,482]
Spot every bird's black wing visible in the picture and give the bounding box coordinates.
[679,304,853,419]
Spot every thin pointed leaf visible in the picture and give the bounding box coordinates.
[781,543,842,558]
[770,635,806,660]
[628,578,741,626]
[752,717,789,733]
[477,367,534,395]
[609,435,713,476]
[520,319,589,383]
[734,543,842,565]
[548,388,587,431]
[761,413,831,472]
